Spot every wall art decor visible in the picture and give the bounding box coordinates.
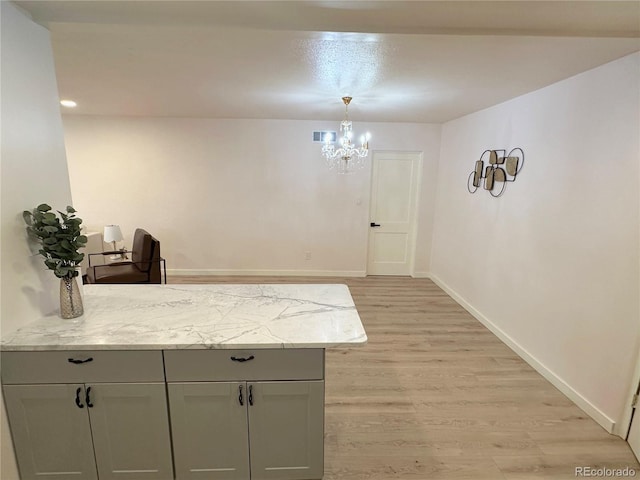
[467,148,524,197]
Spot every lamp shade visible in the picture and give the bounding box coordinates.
[103,225,123,243]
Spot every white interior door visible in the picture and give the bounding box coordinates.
[367,152,422,276]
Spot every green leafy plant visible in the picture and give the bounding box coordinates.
[23,204,88,279]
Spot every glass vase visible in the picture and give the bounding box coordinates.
[60,275,84,319]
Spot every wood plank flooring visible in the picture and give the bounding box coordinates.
[169,275,639,479]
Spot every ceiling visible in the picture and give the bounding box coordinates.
[15,1,640,123]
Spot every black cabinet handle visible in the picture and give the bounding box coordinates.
[75,387,84,408]
[248,385,253,406]
[68,357,93,364]
[370,222,381,227]
[85,387,94,408]
[238,385,244,406]
[230,355,255,363]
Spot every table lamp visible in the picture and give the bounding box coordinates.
[103,225,124,260]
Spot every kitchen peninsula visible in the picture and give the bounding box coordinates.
[2,284,367,480]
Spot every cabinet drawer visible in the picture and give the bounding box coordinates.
[164,349,324,382]
[1,351,165,384]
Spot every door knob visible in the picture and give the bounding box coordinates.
[370,222,381,227]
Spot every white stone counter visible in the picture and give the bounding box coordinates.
[1,284,367,351]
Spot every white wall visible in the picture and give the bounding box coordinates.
[430,52,640,432]
[1,2,74,478]
[63,117,440,276]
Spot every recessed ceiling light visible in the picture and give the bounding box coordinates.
[60,99,77,108]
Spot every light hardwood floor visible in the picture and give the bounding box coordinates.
[169,275,639,479]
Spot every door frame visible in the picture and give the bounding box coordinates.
[617,345,640,439]
[366,150,423,276]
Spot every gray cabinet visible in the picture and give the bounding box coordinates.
[248,381,324,480]
[2,351,173,480]
[165,349,325,480]
[3,348,326,480]
[84,383,173,480]
[168,382,250,480]
[4,384,98,480]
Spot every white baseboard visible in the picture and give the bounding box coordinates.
[412,271,431,278]
[430,273,617,434]
[167,269,367,278]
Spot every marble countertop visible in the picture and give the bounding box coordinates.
[1,284,367,351]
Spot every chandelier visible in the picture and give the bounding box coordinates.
[322,97,371,174]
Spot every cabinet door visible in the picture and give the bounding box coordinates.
[168,382,250,480]
[3,384,97,480]
[248,381,324,480]
[86,383,173,480]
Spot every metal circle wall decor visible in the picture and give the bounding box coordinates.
[467,147,525,197]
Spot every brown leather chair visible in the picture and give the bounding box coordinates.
[86,228,165,284]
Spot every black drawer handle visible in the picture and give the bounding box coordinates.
[85,386,94,408]
[75,387,84,408]
[230,355,255,363]
[238,385,244,406]
[248,385,253,406]
[68,357,93,364]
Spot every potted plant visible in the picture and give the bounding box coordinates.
[23,204,88,318]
